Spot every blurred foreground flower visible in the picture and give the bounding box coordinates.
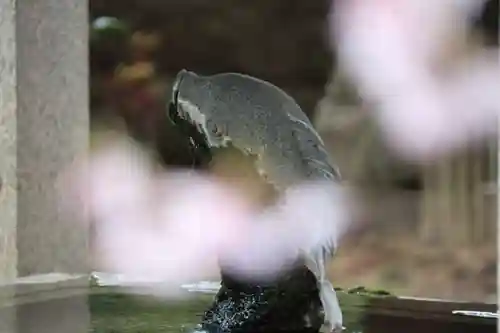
[61,136,352,298]
[331,0,498,162]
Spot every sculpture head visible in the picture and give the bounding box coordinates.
[168,70,214,165]
[168,69,261,154]
[167,69,340,188]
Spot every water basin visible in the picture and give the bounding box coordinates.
[0,276,496,333]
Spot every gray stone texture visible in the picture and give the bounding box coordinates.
[0,0,89,283]
[0,0,90,330]
[15,0,89,276]
[0,0,18,284]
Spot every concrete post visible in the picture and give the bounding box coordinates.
[0,0,90,331]
[16,0,89,276]
[0,0,18,285]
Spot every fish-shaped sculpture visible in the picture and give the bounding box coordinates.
[167,69,343,333]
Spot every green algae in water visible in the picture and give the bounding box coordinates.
[334,286,393,297]
[90,293,209,333]
[346,286,393,297]
[89,292,370,333]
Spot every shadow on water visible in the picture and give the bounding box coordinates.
[88,289,497,333]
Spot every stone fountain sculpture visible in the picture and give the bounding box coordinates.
[167,69,343,333]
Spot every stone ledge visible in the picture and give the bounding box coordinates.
[0,272,210,309]
[0,273,90,308]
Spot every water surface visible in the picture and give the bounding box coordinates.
[89,289,495,333]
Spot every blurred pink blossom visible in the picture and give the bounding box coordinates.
[61,138,352,298]
[330,0,498,162]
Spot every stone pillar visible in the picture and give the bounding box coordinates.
[0,1,20,331]
[16,0,89,277]
[0,0,90,331]
[0,0,18,285]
